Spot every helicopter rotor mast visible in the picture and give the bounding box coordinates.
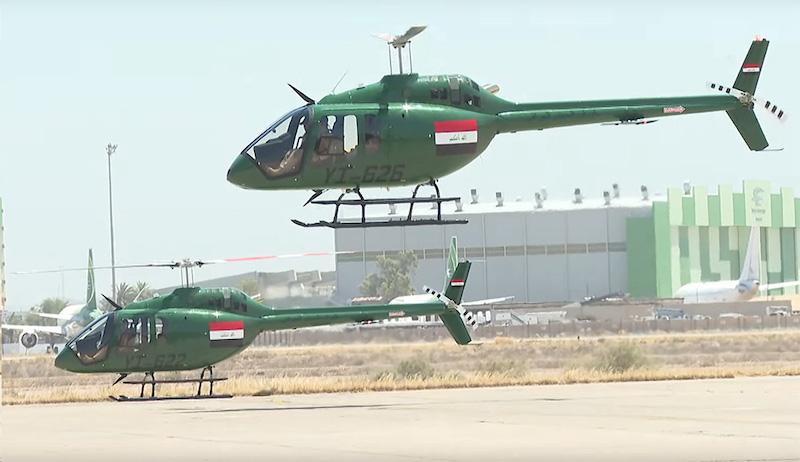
[373,25,426,74]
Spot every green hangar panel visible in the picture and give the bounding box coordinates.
[627,181,800,298]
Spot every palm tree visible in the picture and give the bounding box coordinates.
[115,282,136,305]
[133,281,154,301]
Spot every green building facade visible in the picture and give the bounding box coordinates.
[627,180,800,298]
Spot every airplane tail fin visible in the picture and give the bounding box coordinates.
[739,226,761,284]
[443,236,458,291]
[85,249,97,311]
[726,38,770,151]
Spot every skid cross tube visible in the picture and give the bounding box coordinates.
[293,179,469,228]
[110,368,232,402]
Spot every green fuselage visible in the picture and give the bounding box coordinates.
[55,287,450,374]
[226,73,742,191]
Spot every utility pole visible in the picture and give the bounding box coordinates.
[106,143,118,302]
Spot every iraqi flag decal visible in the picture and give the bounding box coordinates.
[434,119,478,155]
[450,279,465,287]
[742,63,761,73]
[209,320,245,347]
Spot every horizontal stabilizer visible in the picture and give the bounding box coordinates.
[727,107,768,151]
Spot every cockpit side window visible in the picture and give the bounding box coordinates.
[365,114,382,153]
[119,317,145,348]
[69,313,113,364]
[154,317,165,342]
[315,114,358,156]
[242,106,309,179]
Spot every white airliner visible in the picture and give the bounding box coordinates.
[3,249,101,350]
[388,236,514,309]
[675,226,800,303]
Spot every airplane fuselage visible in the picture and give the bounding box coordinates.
[674,280,758,304]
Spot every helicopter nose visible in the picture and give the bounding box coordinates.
[54,347,80,372]
[227,154,261,189]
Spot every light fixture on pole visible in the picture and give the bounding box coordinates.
[106,142,118,302]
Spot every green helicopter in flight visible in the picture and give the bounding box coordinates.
[226,27,784,228]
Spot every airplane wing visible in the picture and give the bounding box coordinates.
[760,280,800,292]
[36,312,74,321]
[462,296,515,307]
[2,323,64,335]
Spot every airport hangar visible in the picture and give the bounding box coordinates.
[333,180,800,304]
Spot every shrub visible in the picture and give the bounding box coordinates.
[595,342,647,373]
[478,360,525,377]
[395,359,435,379]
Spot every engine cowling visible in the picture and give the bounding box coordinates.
[19,331,38,349]
[736,280,759,296]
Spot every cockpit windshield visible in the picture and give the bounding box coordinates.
[242,106,310,179]
[68,313,114,365]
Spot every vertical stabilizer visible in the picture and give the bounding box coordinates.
[725,38,770,151]
[443,236,458,292]
[733,38,768,95]
[739,226,761,283]
[85,249,96,310]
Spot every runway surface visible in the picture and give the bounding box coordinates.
[3,376,799,462]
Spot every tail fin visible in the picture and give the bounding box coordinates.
[727,38,770,151]
[444,260,470,304]
[733,38,768,95]
[739,226,761,283]
[85,249,97,310]
[427,261,473,345]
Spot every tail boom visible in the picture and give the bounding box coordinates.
[496,95,740,133]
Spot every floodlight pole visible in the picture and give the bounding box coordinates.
[106,142,118,302]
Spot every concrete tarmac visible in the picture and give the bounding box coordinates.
[3,376,799,462]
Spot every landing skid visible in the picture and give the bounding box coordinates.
[108,366,232,402]
[294,179,468,228]
[109,394,231,402]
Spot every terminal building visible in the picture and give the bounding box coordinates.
[333,181,800,304]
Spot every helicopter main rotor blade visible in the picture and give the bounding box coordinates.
[393,25,426,46]
[10,251,354,274]
[10,262,179,274]
[195,250,355,266]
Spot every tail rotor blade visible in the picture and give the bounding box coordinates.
[423,286,478,329]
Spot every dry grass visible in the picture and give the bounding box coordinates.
[4,330,800,405]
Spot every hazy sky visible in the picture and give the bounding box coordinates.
[1,0,798,310]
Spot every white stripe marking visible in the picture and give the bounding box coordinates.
[209,329,244,341]
[435,131,478,146]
